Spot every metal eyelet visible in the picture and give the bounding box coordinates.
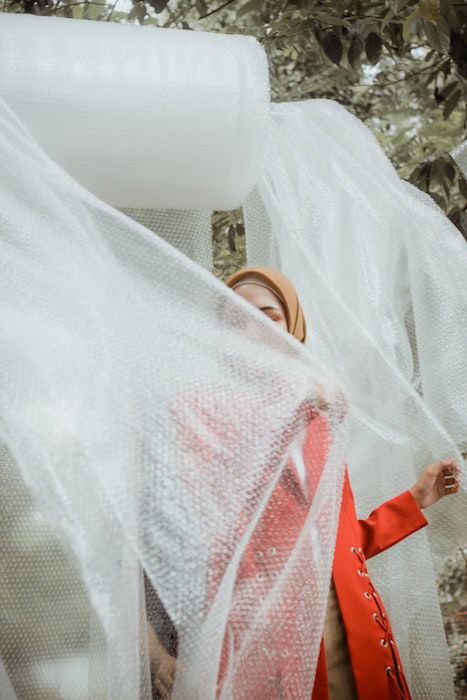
[268,547,277,555]
[380,639,388,647]
[364,592,372,599]
[255,551,263,559]
[357,569,364,576]
[373,613,379,620]
[358,547,363,553]
[385,665,392,674]
[350,546,356,553]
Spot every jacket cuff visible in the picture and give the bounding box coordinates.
[359,489,428,559]
[376,490,428,546]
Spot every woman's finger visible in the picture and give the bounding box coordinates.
[443,474,460,492]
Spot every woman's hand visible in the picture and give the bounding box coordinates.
[409,459,461,509]
[152,651,177,698]
[147,622,177,698]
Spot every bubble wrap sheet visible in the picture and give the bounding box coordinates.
[0,13,466,700]
[0,94,347,699]
[0,14,269,210]
[245,99,467,699]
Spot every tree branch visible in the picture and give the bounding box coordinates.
[198,0,237,20]
[356,59,445,90]
[106,0,118,21]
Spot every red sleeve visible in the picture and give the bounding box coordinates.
[358,490,428,560]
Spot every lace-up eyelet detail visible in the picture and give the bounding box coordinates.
[380,639,388,647]
[268,547,277,555]
[350,546,356,553]
[364,591,372,599]
[357,568,364,576]
[385,665,392,674]
[372,612,379,620]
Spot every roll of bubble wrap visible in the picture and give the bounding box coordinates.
[0,13,269,210]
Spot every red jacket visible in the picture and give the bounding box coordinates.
[215,413,428,699]
[312,469,428,700]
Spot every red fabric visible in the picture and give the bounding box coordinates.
[182,398,428,699]
[215,413,332,698]
[312,471,428,700]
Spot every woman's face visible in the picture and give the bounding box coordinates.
[233,283,288,333]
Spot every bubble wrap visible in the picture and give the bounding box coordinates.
[0,14,466,700]
[0,14,269,210]
[245,99,467,698]
[0,96,348,698]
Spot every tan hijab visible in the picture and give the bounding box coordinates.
[225,266,307,343]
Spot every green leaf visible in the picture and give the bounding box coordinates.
[435,16,450,54]
[396,0,413,11]
[196,0,207,15]
[430,191,446,209]
[227,226,237,253]
[431,160,451,196]
[409,165,423,184]
[348,35,362,67]
[419,162,432,192]
[418,0,439,25]
[443,90,461,119]
[236,222,245,237]
[390,0,411,11]
[128,5,138,20]
[321,31,343,66]
[458,176,467,200]
[422,67,440,87]
[424,16,450,53]
[315,14,351,28]
[136,3,146,23]
[443,161,456,183]
[148,0,168,11]
[236,0,262,19]
[381,9,395,31]
[440,81,460,101]
[402,9,419,41]
[365,32,382,66]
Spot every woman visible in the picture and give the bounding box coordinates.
[223,266,460,700]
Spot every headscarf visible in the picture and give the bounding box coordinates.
[225,266,307,343]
